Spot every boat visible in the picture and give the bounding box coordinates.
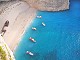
[32,27,37,30]
[36,16,42,18]
[26,51,34,56]
[29,37,36,42]
[42,22,46,26]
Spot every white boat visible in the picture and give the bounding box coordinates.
[36,16,42,18]
[32,27,37,30]
[26,51,34,56]
[29,37,36,42]
[42,22,46,26]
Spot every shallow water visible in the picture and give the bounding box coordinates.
[14,0,80,60]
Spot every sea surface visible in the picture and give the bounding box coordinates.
[14,0,80,60]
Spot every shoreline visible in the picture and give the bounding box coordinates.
[13,11,37,52]
[4,8,37,51]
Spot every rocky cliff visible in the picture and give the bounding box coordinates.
[23,0,69,11]
[0,0,69,11]
[0,0,11,1]
[0,35,15,60]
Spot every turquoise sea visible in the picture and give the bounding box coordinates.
[14,0,80,60]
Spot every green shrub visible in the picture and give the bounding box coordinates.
[0,46,6,60]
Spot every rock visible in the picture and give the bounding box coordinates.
[0,0,11,1]
[22,0,69,11]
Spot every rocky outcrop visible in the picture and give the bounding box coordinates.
[0,0,11,1]
[23,0,69,11]
[0,0,69,11]
[0,34,15,60]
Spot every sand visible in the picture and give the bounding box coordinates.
[0,1,37,51]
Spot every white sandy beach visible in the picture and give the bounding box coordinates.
[0,1,37,51]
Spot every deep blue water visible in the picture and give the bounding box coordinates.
[14,0,80,60]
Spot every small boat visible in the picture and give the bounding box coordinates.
[29,37,36,42]
[42,22,46,26]
[32,27,37,30]
[26,51,34,56]
[36,16,42,18]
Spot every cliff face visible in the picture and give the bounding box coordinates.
[0,35,15,60]
[0,0,11,1]
[23,0,69,11]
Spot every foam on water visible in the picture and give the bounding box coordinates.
[14,0,80,60]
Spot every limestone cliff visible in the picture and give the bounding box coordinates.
[0,35,15,60]
[0,0,11,1]
[22,0,69,11]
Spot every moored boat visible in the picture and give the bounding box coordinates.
[36,16,42,18]
[42,22,46,26]
[29,37,36,42]
[26,51,34,56]
[32,27,37,30]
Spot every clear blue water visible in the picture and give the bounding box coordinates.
[14,0,80,60]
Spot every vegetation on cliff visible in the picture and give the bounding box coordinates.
[0,46,6,60]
